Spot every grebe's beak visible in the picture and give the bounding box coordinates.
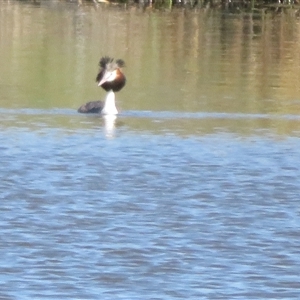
[98,70,117,86]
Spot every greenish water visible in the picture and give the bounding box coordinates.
[1,1,300,129]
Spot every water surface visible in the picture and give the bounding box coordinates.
[0,1,300,299]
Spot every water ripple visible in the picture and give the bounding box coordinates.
[0,114,300,299]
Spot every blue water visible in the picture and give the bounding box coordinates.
[0,109,300,299]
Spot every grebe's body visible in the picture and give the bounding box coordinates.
[78,56,126,114]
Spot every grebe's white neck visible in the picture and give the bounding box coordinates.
[101,90,118,115]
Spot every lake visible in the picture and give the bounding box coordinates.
[0,1,300,299]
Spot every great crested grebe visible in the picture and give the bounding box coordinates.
[78,56,126,114]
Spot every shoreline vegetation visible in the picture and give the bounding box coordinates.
[13,0,300,12]
[79,0,300,12]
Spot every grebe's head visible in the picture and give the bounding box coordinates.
[96,56,126,92]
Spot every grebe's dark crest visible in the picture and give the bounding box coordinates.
[78,56,126,114]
